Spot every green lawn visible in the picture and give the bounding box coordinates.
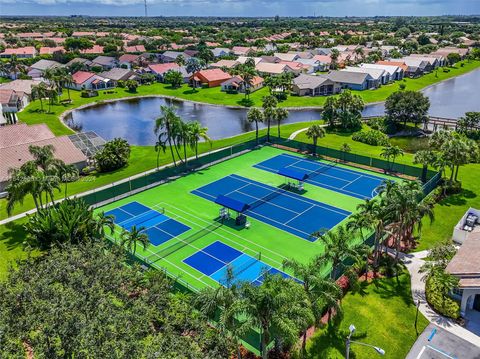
[17,60,480,136]
[0,122,315,220]
[96,145,393,291]
[306,271,428,359]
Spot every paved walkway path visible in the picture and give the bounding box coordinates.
[400,250,480,346]
[288,124,328,140]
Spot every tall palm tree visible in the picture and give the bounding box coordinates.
[239,65,257,100]
[196,269,249,359]
[6,161,42,214]
[305,124,326,156]
[262,95,278,142]
[120,225,150,255]
[282,257,341,356]
[247,107,264,145]
[315,225,368,280]
[413,149,437,183]
[29,144,56,172]
[381,145,404,171]
[32,82,48,112]
[274,107,289,138]
[54,161,79,198]
[91,211,115,240]
[188,121,211,159]
[155,105,181,167]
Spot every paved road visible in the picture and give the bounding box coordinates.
[406,323,480,359]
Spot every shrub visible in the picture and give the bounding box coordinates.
[94,138,130,172]
[352,130,389,146]
[367,117,387,132]
[425,275,460,319]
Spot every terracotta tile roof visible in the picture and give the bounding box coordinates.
[124,45,146,53]
[1,47,37,56]
[210,59,239,69]
[80,45,104,54]
[313,55,332,64]
[194,69,231,82]
[0,123,54,149]
[118,54,140,63]
[72,71,96,85]
[0,79,44,96]
[377,61,408,71]
[17,32,42,38]
[39,46,65,55]
[0,124,87,182]
[0,89,17,105]
[446,231,480,278]
[255,62,288,74]
[148,63,180,75]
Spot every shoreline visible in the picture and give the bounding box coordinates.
[56,64,480,133]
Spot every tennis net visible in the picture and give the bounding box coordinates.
[145,222,221,263]
[234,252,262,277]
[120,209,163,228]
[309,159,339,177]
[248,188,286,211]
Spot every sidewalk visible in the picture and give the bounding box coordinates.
[400,250,480,346]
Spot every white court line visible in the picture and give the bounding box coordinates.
[153,202,290,266]
[235,189,299,215]
[284,204,315,225]
[341,175,363,189]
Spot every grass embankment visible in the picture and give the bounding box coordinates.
[18,60,480,136]
[306,271,428,359]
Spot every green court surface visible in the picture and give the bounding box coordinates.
[97,146,397,291]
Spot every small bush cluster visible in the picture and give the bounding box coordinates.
[352,130,389,146]
[94,138,131,173]
[367,117,387,132]
[425,276,460,319]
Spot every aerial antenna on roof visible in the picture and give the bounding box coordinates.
[144,0,148,17]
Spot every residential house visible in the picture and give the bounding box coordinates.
[99,68,138,87]
[312,55,332,71]
[431,47,469,59]
[236,56,263,66]
[39,46,65,55]
[0,89,24,124]
[296,58,324,72]
[446,208,480,324]
[212,48,231,57]
[360,63,404,81]
[232,46,256,56]
[274,53,299,62]
[161,51,190,63]
[190,69,232,88]
[27,59,62,78]
[292,74,340,96]
[70,71,107,90]
[0,79,43,104]
[92,56,117,70]
[400,57,432,74]
[327,70,373,91]
[80,45,105,55]
[289,51,314,60]
[0,46,37,58]
[260,56,281,64]
[209,59,239,70]
[124,45,146,53]
[255,62,295,76]
[65,57,93,70]
[410,54,446,67]
[0,123,87,191]
[118,54,141,69]
[148,62,191,83]
[377,60,421,78]
[279,61,312,75]
[184,50,199,58]
[221,75,264,93]
[344,66,389,86]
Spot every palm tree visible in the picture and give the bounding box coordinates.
[196,268,248,359]
[188,121,211,159]
[32,82,48,112]
[164,70,183,89]
[330,49,340,70]
[120,225,150,255]
[315,225,368,280]
[413,149,437,183]
[274,108,289,138]
[282,257,341,356]
[241,275,312,359]
[6,161,42,214]
[340,143,351,162]
[91,211,115,239]
[155,105,181,167]
[175,54,186,66]
[29,144,56,172]
[262,95,278,142]
[305,124,326,156]
[381,145,404,171]
[247,107,264,145]
[239,65,257,100]
[54,161,79,198]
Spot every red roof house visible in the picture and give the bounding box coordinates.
[190,69,232,88]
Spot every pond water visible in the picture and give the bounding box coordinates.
[65,68,480,145]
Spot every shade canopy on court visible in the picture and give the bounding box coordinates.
[215,194,249,213]
[277,167,309,182]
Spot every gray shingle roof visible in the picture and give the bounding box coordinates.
[293,74,330,90]
[99,68,136,81]
[327,70,370,85]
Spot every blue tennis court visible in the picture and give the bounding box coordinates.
[105,201,191,246]
[191,174,350,241]
[183,241,293,286]
[254,153,387,199]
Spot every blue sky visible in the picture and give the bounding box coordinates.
[1,0,479,17]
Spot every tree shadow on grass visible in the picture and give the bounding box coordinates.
[182,88,199,95]
[1,220,27,251]
[438,189,477,207]
[370,274,413,307]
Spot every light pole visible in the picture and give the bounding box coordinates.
[346,324,385,359]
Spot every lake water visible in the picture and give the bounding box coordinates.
[65,68,480,145]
